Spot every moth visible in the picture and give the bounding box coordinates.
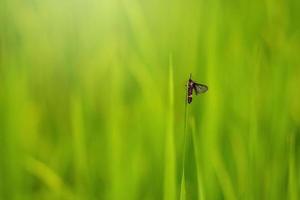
[187,74,208,104]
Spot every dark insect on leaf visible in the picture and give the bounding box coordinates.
[187,74,208,104]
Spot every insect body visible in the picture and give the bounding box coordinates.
[187,74,208,104]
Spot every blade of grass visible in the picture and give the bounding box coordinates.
[211,152,237,200]
[107,54,124,200]
[179,74,189,200]
[288,133,298,200]
[70,95,91,199]
[163,54,176,200]
[25,156,74,200]
[180,171,186,200]
[191,117,205,200]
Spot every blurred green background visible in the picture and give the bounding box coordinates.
[1,0,300,199]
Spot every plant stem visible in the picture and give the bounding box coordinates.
[180,78,189,200]
[163,53,176,200]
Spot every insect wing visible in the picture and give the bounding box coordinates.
[193,83,208,95]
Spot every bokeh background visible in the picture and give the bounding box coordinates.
[1,0,299,199]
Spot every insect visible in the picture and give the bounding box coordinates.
[187,74,208,104]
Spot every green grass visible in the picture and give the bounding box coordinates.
[1,0,300,199]
[163,54,176,200]
[179,72,189,200]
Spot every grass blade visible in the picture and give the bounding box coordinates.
[179,73,190,200]
[180,171,186,200]
[163,54,176,200]
[191,117,205,200]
